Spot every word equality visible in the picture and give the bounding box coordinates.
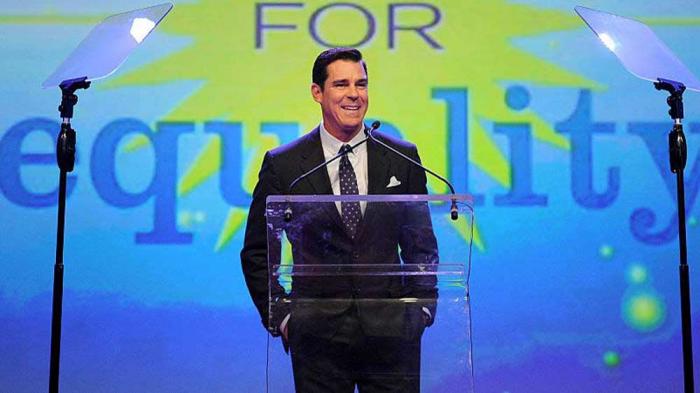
[0,89,697,246]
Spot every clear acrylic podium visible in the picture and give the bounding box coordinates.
[265,194,474,393]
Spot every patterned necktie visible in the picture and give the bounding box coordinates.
[338,144,362,238]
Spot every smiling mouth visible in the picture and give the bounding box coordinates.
[341,105,361,111]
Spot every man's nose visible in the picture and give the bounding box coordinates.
[347,85,359,98]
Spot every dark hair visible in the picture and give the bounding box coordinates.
[312,47,368,90]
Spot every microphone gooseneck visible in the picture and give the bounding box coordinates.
[365,121,460,220]
[284,121,459,222]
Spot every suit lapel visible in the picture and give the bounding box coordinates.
[298,127,333,195]
[367,137,391,195]
[297,127,345,230]
[355,137,391,242]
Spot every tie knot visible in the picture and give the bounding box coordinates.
[340,144,353,155]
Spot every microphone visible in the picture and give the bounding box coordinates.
[283,124,376,222]
[365,121,460,220]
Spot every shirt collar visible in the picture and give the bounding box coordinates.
[319,121,366,156]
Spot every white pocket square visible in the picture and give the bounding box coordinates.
[386,176,402,188]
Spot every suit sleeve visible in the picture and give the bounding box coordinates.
[399,145,439,326]
[240,151,290,335]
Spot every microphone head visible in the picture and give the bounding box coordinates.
[365,120,381,136]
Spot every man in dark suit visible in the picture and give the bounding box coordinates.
[241,48,438,393]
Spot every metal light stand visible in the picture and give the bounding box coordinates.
[654,77,694,393]
[49,76,90,393]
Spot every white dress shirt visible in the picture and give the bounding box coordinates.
[319,121,368,215]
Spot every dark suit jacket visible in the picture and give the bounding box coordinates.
[240,127,438,340]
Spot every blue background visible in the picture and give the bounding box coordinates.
[1,1,700,392]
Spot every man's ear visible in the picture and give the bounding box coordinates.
[311,83,323,103]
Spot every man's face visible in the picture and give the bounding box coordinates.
[311,59,368,141]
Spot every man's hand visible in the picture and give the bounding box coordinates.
[280,313,290,341]
[281,323,289,341]
[421,307,432,326]
[279,317,290,354]
[422,312,431,326]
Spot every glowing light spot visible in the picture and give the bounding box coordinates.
[130,17,155,43]
[626,264,648,284]
[622,291,666,332]
[603,350,620,367]
[599,244,614,259]
[178,211,192,227]
[598,32,617,51]
[178,210,206,228]
[689,216,698,227]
